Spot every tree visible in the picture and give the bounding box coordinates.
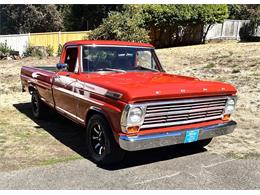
[0,5,63,34]
[88,5,229,47]
[88,6,150,43]
[138,4,229,43]
[63,5,123,31]
[228,5,260,38]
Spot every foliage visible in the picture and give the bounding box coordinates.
[0,41,12,55]
[23,44,33,57]
[46,45,54,56]
[63,5,123,31]
[32,48,44,59]
[136,4,229,27]
[228,4,260,23]
[88,7,151,43]
[0,5,63,34]
[136,4,228,43]
[57,44,63,57]
[228,5,260,38]
[24,45,49,59]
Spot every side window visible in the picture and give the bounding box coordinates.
[65,48,78,72]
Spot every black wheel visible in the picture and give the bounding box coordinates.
[186,138,213,148]
[31,91,47,119]
[86,114,125,165]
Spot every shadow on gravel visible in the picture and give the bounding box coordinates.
[14,102,207,171]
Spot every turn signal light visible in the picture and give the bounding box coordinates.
[223,114,231,121]
[127,126,140,134]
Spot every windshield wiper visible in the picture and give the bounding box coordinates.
[96,68,126,73]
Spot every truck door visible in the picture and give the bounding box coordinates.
[52,47,79,120]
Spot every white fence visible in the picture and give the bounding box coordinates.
[0,33,29,55]
[206,19,252,40]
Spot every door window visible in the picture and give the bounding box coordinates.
[65,48,78,72]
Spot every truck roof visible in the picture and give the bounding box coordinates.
[64,40,154,48]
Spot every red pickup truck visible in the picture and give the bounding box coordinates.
[21,40,237,165]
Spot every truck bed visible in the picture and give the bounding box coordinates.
[21,65,56,92]
[33,65,57,72]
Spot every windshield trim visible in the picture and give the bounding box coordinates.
[80,45,164,73]
[83,44,154,49]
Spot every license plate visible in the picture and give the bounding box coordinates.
[184,129,200,143]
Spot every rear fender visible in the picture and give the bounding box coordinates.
[28,84,37,94]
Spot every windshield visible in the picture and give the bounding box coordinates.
[82,46,162,73]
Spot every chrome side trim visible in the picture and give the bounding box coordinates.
[119,120,237,151]
[56,106,84,123]
[52,85,104,106]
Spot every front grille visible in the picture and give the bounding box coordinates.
[141,96,227,129]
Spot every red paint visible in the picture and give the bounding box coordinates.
[21,40,237,144]
[64,40,154,48]
[75,72,236,102]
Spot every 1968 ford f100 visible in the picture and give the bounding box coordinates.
[21,40,237,165]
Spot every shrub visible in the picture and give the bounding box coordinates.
[88,7,151,43]
[46,45,54,56]
[57,44,63,56]
[0,41,12,55]
[24,45,48,59]
[24,44,33,57]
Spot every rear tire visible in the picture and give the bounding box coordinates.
[86,114,125,165]
[31,91,47,119]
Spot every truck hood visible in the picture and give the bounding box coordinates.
[79,72,237,103]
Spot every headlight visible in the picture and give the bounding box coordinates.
[121,105,146,134]
[224,96,237,114]
[129,107,143,123]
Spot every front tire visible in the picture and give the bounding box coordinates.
[86,114,125,165]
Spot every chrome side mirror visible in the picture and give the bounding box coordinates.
[56,63,68,71]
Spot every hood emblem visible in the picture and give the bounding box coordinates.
[155,91,160,95]
[203,88,208,91]
[180,89,186,93]
[221,87,226,91]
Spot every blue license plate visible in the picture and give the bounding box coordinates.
[184,129,200,143]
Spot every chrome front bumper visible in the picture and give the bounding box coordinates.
[119,120,237,151]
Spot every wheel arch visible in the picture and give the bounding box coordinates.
[85,106,111,127]
[28,84,37,94]
[85,106,118,137]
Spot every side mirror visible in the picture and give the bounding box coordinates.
[56,63,68,71]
